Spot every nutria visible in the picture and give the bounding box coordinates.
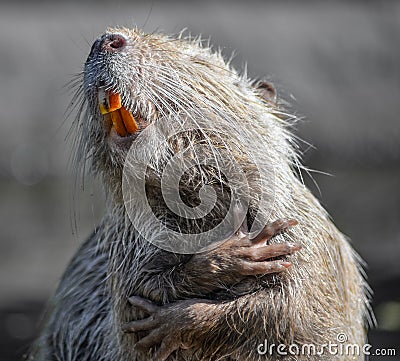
[28,27,371,361]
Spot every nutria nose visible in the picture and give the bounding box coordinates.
[102,34,127,52]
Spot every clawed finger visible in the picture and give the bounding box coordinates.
[121,316,158,333]
[135,328,165,350]
[150,335,180,361]
[241,242,301,261]
[251,219,298,244]
[128,296,158,314]
[238,259,292,276]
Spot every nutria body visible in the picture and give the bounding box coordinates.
[29,27,370,360]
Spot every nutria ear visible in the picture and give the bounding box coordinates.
[255,80,277,103]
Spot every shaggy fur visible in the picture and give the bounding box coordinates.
[29,27,371,360]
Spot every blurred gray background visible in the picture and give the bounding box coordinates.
[0,1,399,360]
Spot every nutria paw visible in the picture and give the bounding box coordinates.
[185,218,301,286]
[122,296,204,361]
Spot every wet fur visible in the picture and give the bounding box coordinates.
[29,27,371,360]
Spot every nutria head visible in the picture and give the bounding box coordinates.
[72,27,298,252]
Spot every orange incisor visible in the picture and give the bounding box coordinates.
[98,88,139,136]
